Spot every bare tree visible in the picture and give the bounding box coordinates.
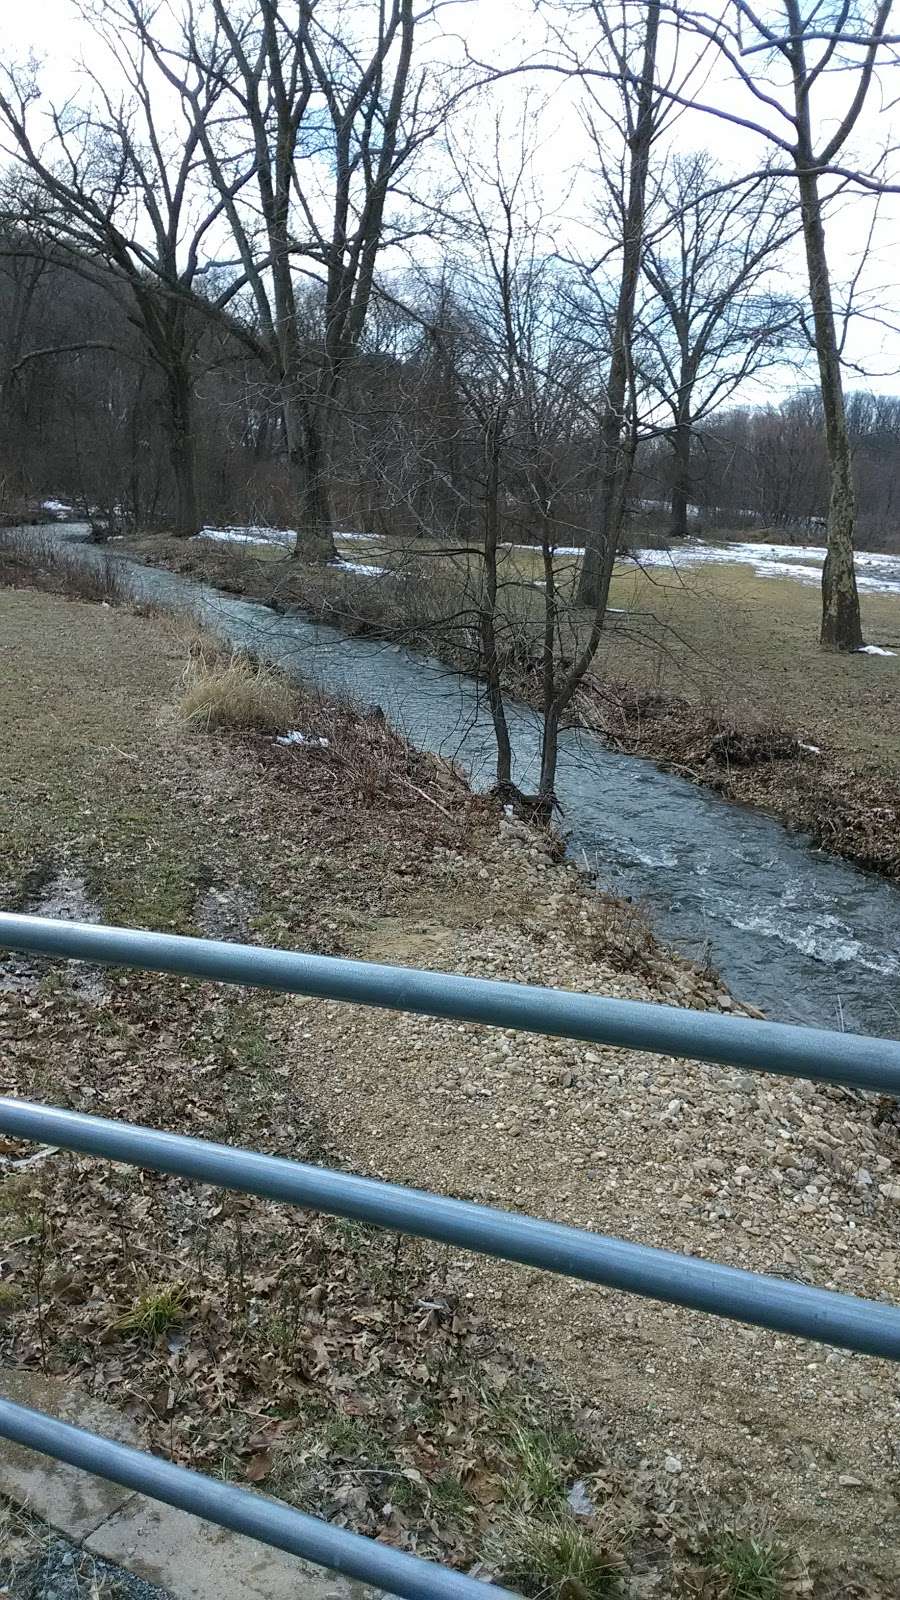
[0,14,246,535]
[639,153,801,537]
[129,0,455,561]
[569,0,666,609]
[658,0,899,648]
[388,115,615,812]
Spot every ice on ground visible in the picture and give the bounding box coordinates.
[195,883,258,942]
[276,730,330,747]
[857,644,897,656]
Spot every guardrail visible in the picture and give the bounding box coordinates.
[1,911,899,1599]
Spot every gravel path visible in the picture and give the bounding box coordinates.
[287,816,900,1588]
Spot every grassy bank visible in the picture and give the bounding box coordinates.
[117,528,900,881]
[3,581,899,1594]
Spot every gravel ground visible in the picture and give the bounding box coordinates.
[286,816,900,1587]
[2,1531,173,1600]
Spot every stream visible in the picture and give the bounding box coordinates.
[34,526,900,1036]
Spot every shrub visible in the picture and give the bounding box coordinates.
[0,527,124,605]
[180,643,298,733]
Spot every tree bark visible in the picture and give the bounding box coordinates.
[796,168,862,651]
[481,427,513,787]
[164,364,201,537]
[281,383,336,562]
[669,415,692,539]
[577,0,660,608]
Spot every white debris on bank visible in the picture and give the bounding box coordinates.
[275,730,330,748]
[857,644,897,656]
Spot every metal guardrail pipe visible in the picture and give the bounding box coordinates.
[1,913,899,1095]
[0,1397,515,1600]
[3,1097,900,1359]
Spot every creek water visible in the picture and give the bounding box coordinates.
[37,527,900,1036]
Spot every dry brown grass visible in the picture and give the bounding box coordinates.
[179,641,298,733]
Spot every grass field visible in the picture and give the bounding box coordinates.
[597,557,900,769]
[126,526,900,779]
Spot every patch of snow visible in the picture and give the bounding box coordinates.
[501,541,585,556]
[333,558,387,577]
[41,498,73,514]
[334,529,382,542]
[625,540,900,595]
[197,525,296,548]
[857,644,897,656]
[276,730,330,747]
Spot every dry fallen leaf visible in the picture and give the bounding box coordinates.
[244,1449,273,1483]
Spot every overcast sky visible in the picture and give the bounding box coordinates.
[6,0,900,396]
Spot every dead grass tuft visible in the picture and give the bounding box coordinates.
[180,642,298,733]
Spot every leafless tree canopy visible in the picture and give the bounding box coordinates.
[1,0,899,795]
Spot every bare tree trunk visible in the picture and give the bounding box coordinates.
[796,168,862,651]
[669,414,691,539]
[164,363,201,537]
[281,384,335,562]
[481,429,513,787]
[538,515,558,801]
[577,0,660,608]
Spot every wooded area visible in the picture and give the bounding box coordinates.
[1,0,898,803]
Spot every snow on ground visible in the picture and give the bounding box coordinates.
[195,526,898,597]
[197,525,296,547]
[625,540,900,595]
[503,535,900,594]
[857,644,897,656]
[198,524,382,548]
[41,499,74,515]
[333,558,386,577]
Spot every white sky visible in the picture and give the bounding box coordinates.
[6,0,900,396]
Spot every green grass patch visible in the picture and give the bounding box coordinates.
[114,1281,186,1338]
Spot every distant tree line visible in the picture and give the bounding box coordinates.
[636,390,900,552]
